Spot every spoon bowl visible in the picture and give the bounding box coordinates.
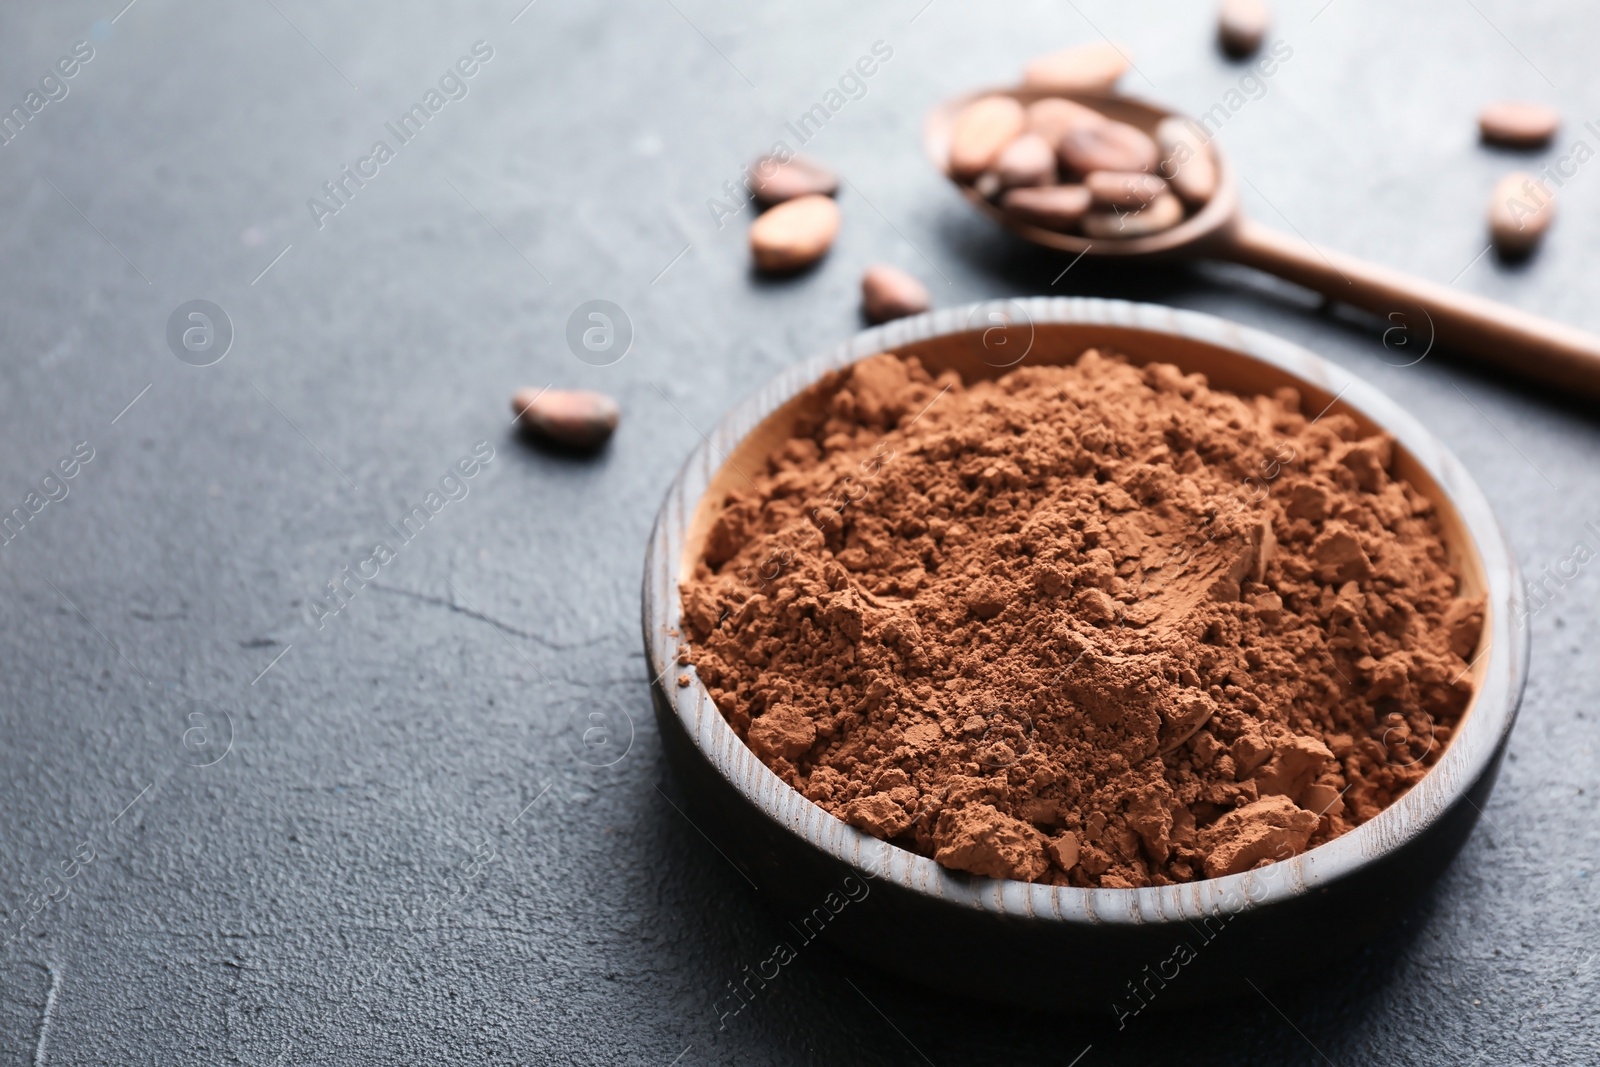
[925,85,1600,396]
[923,86,1239,257]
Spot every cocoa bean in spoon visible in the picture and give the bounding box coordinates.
[1081,192,1184,238]
[925,87,1600,396]
[999,184,1093,232]
[1022,42,1129,93]
[1085,170,1170,209]
[1060,120,1160,176]
[1156,117,1219,207]
[948,95,1026,180]
[993,132,1059,189]
[1025,97,1107,146]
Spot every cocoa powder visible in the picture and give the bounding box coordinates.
[681,351,1482,888]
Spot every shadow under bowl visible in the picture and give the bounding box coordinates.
[641,297,1526,1011]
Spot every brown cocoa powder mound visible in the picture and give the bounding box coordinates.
[680,350,1482,888]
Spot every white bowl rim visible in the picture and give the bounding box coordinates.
[643,296,1528,926]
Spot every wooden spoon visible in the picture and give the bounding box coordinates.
[926,87,1600,396]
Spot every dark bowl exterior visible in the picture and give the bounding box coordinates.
[651,673,1515,1012]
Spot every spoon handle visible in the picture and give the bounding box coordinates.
[1215,217,1600,396]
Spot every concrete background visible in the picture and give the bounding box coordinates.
[0,1,1596,1063]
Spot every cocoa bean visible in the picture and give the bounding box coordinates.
[1488,172,1555,256]
[749,194,841,272]
[1478,101,1560,149]
[861,265,931,324]
[1156,117,1219,206]
[1025,97,1107,146]
[1218,0,1270,57]
[949,95,1026,180]
[1022,42,1129,93]
[749,154,838,205]
[999,184,1092,232]
[1085,170,1170,208]
[512,388,619,449]
[1059,120,1160,176]
[1080,192,1184,238]
[993,132,1059,189]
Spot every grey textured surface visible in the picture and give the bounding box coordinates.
[0,1,1595,1064]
